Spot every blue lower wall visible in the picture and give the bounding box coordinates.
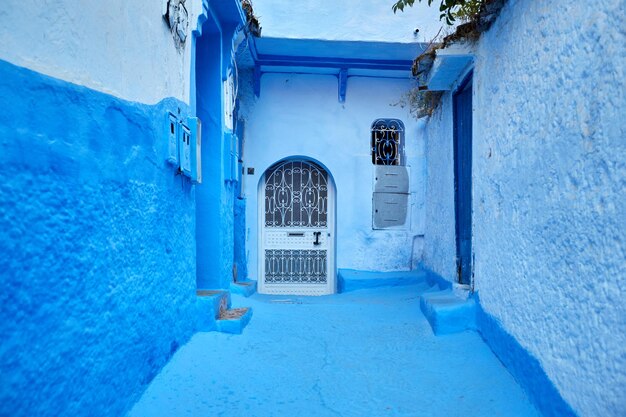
[0,60,198,417]
[474,294,577,417]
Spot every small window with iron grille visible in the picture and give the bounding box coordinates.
[371,119,404,166]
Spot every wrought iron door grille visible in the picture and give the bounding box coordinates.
[264,160,328,228]
[371,119,404,165]
[265,250,328,283]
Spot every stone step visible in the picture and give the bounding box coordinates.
[338,269,427,293]
[229,279,257,297]
[420,289,476,335]
[216,307,253,334]
[196,289,231,331]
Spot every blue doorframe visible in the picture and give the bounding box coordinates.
[453,73,473,285]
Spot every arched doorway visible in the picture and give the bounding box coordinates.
[258,159,336,295]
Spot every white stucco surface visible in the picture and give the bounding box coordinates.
[0,0,200,104]
[423,0,626,416]
[422,91,456,280]
[252,0,446,43]
[239,72,426,276]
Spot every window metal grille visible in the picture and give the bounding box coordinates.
[371,119,404,166]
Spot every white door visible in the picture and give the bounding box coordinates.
[259,159,335,295]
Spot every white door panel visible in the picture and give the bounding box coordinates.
[259,160,335,295]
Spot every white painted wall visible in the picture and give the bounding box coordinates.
[423,0,626,416]
[0,0,201,104]
[239,71,426,276]
[252,0,446,43]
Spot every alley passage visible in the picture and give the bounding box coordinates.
[127,284,541,417]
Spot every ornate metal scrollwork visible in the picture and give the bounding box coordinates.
[371,119,404,166]
[265,250,328,283]
[264,160,329,228]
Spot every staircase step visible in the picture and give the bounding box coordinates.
[420,290,476,335]
[216,307,253,334]
[196,290,231,331]
[338,269,427,293]
[229,280,257,297]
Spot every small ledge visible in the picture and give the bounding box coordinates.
[230,280,257,297]
[426,43,474,91]
[338,269,427,293]
[216,307,253,334]
[420,290,476,335]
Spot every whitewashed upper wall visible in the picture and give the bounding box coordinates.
[0,0,201,104]
[253,0,445,42]
[239,71,426,275]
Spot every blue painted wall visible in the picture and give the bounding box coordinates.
[233,197,248,280]
[423,0,626,415]
[0,60,198,417]
[194,6,243,290]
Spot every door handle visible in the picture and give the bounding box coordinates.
[313,231,321,246]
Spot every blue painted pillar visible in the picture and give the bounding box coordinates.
[195,11,242,290]
[195,14,229,290]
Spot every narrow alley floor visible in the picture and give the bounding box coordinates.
[127,283,541,417]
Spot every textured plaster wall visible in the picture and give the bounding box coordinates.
[239,72,426,277]
[423,0,626,416]
[252,0,444,42]
[422,91,457,280]
[0,0,200,104]
[0,61,198,417]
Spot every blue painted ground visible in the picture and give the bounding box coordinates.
[127,284,541,417]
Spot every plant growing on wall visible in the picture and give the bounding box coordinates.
[393,0,506,118]
[392,0,484,25]
[241,0,262,36]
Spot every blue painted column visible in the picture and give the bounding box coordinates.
[195,7,242,290]
[195,13,228,289]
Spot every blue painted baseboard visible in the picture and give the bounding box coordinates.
[419,267,576,416]
[338,269,427,292]
[474,293,578,417]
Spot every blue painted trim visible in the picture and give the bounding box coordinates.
[452,73,473,285]
[256,54,413,71]
[419,266,576,416]
[474,293,578,417]
[338,269,427,293]
[338,69,348,103]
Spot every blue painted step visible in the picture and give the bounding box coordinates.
[216,307,253,334]
[338,269,427,292]
[229,280,257,297]
[196,289,253,334]
[420,289,476,335]
[196,290,231,331]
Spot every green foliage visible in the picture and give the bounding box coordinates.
[392,0,483,25]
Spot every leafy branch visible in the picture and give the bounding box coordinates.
[392,0,483,25]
